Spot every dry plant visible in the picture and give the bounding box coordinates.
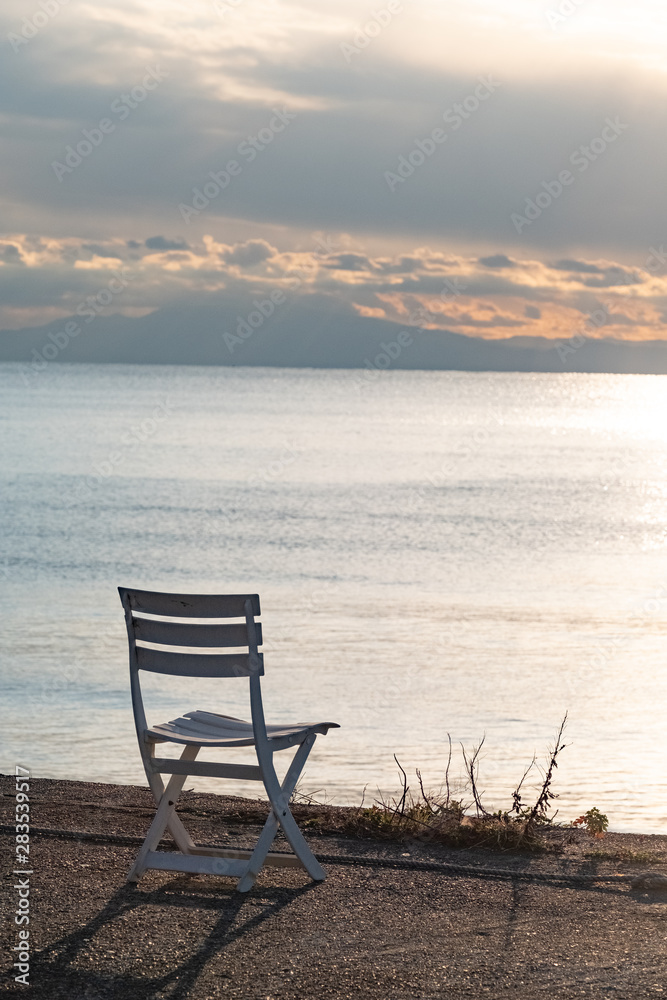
[289,714,581,852]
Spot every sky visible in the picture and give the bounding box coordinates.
[3,0,667,345]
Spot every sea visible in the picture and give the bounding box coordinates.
[2,361,667,833]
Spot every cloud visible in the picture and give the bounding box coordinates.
[80,243,125,259]
[2,0,667,344]
[581,268,642,288]
[550,258,603,274]
[221,239,277,267]
[323,252,375,271]
[427,310,526,329]
[479,254,516,268]
[2,233,667,344]
[0,0,665,259]
[0,243,24,264]
[145,236,189,251]
[549,259,643,288]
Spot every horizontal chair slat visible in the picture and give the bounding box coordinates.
[133,618,262,648]
[136,646,264,677]
[120,588,260,619]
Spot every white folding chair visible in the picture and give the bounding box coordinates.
[119,588,339,892]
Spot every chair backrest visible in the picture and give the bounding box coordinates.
[119,588,263,678]
[119,588,267,750]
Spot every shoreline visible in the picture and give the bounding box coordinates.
[6,773,667,848]
[6,770,666,838]
[2,774,667,868]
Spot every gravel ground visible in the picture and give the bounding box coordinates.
[2,777,667,999]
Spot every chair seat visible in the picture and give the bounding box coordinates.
[147,709,339,747]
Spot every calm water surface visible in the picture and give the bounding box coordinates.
[2,362,667,832]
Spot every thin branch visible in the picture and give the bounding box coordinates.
[416,767,430,811]
[444,733,452,809]
[526,712,569,832]
[461,736,489,817]
[394,754,409,818]
[511,754,537,815]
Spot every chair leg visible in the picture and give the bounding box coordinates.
[235,811,282,893]
[272,801,326,881]
[146,772,198,854]
[237,735,323,892]
[128,745,199,882]
[145,743,198,854]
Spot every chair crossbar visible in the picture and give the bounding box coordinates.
[145,852,251,879]
[183,846,304,868]
[150,758,263,780]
